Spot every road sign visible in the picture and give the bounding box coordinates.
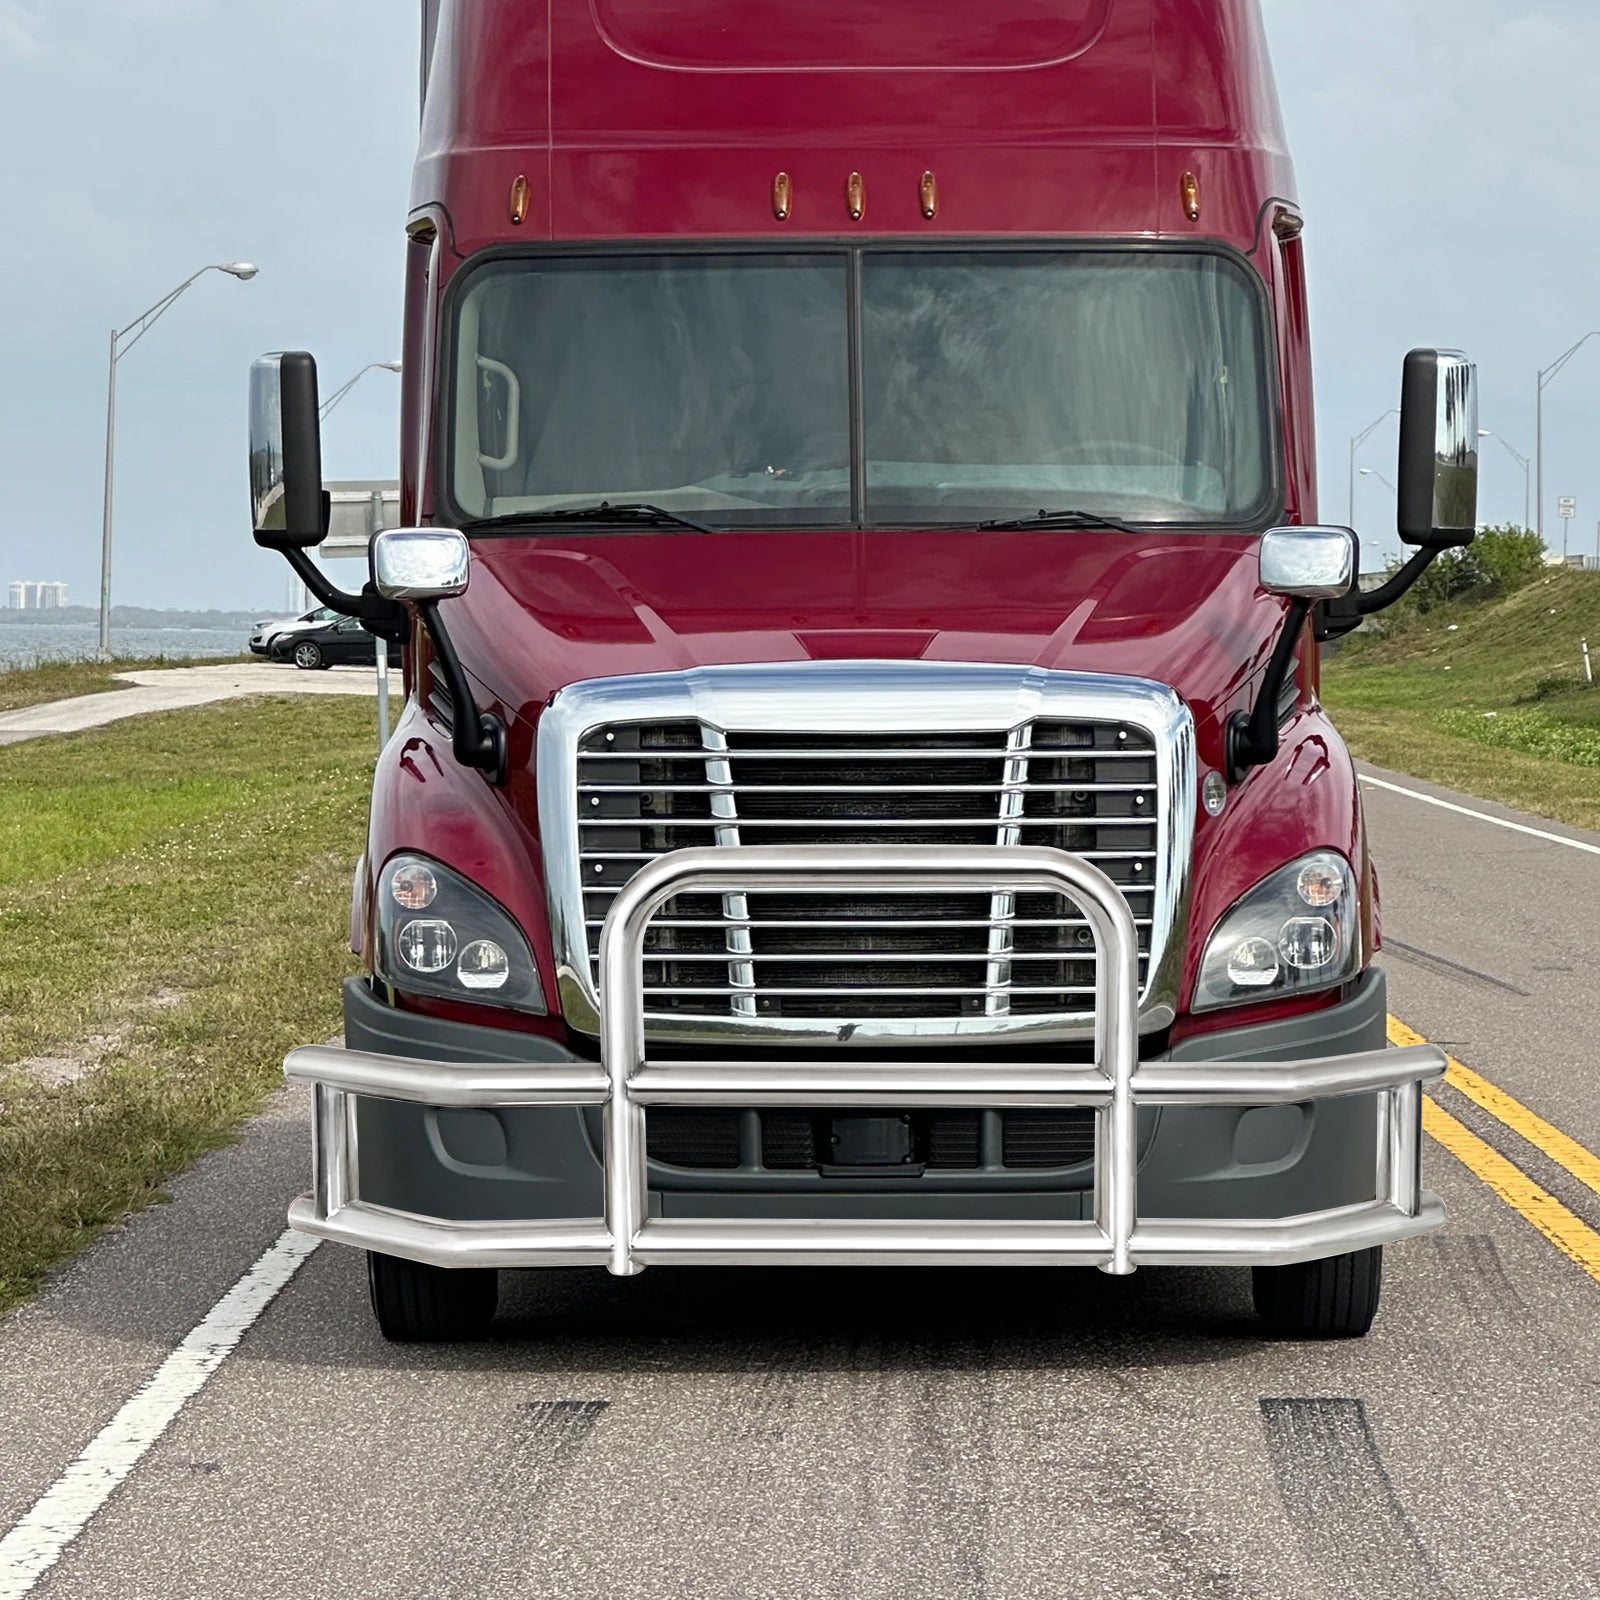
[1558,496,1577,519]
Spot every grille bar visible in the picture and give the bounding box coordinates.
[579,781,1158,794]
[577,747,1155,762]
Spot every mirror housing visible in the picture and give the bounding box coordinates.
[1260,526,1356,600]
[1397,349,1479,549]
[249,352,327,550]
[373,528,470,601]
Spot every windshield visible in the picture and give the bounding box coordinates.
[447,249,1275,529]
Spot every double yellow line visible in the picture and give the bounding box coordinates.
[1389,1015,1600,1284]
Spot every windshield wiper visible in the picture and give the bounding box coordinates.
[461,501,714,534]
[977,509,1137,533]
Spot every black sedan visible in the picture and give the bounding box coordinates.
[268,614,377,670]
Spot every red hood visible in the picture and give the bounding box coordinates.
[449,528,1285,741]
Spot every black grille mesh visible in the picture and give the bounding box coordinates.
[577,718,1158,1026]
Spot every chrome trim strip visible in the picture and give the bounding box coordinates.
[538,661,1195,1046]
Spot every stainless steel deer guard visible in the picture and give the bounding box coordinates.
[595,844,1142,1277]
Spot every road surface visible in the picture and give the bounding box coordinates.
[2,761,1597,1600]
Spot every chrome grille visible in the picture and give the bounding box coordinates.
[576,717,1158,1025]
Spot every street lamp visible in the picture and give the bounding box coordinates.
[319,360,403,421]
[1359,466,1397,497]
[97,262,258,660]
[1348,408,1400,524]
[1536,331,1600,548]
[1476,430,1532,531]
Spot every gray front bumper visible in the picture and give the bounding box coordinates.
[285,847,1444,1275]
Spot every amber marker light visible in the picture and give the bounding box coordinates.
[847,171,865,221]
[509,173,531,225]
[1181,171,1201,222]
[772,171,792,221]
[920,171,938,219]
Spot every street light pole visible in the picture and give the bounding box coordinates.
[1477,430,1532,531]
[1535,331,1600,546]
[1348,409,1401,525]
[319,360,403,421]
[1359,466,1397,497]
[97,262,258,661]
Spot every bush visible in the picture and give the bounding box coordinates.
[1382,524,1546,619]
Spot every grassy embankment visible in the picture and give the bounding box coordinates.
[1322,568,1600,830]
[0,687,376,1313]
[0,656,254,714]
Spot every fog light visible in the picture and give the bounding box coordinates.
[1280,917,1338,970]
[1296,860,1344,908]
[457,939,510,990]
[398,918,456,972]
[390,862,438,911]
[1226,937,1280,988]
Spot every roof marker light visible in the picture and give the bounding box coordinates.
[1181,171,1201,222]
[772,171,792,221]
[509,173,531,226]
[847,171,865,222]
[920,171,938,219]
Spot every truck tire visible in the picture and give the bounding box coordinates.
[366,1251,498,1342]
[1253,1246,1382,1338]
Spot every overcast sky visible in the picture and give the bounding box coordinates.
[0,1,1594,611]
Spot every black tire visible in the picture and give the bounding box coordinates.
[1253,1246,1383,1339]
[366,1251,499,1342]
[293,640,324,671]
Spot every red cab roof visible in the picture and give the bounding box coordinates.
[417,0,1293,251]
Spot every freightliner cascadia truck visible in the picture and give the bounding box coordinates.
[247,0,1481,1341]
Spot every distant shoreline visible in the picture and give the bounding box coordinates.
[0,606,272,629]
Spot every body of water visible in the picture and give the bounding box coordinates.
[0,626,250,668]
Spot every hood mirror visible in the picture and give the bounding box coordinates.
[1398,348,1479,549]
[1259,526,1355,599]
[249,352,327,550]
[373,528,470,601]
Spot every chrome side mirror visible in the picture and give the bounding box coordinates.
[1398,349,1479,549]
[249,352,326,550]
[1259,526,1355,599]
[373,528,470,601]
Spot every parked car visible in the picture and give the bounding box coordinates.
[268,613,376,670]
[249,605,343,655]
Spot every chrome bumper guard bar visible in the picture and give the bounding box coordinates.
[285,847,1446,1275]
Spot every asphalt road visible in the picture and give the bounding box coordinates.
[3,761,1599,1600]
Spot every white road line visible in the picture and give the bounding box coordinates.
[0,1229,319,1599]
[1359,774,1600,860]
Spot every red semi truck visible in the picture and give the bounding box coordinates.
[248,0,1480,1341]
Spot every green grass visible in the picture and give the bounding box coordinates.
[0,656,253,714]
[1323,569,1600,829]
[0,696,375,1313]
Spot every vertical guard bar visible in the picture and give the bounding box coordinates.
[1387,1081,1422,1217]
[597,845,1144,1278]
[312,1082,351,1221]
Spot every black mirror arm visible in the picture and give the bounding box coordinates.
[418,600,507,786]
[1226,597,1311,784]
[281,547,408,643]
[1354,547,1437,616]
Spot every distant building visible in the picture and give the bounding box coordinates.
[6,580,68,610]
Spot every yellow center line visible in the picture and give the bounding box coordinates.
[1420,1098,1600,1285]
[1388,1014,1600,1202]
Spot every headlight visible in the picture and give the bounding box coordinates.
[374,853,545,1013]
[1193,850,1360,1012]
